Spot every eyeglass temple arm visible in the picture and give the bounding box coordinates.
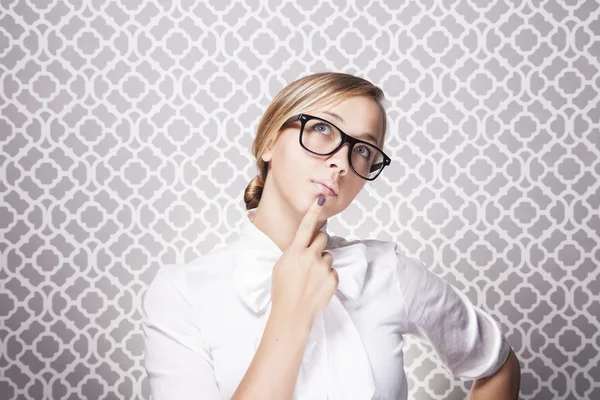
[284,114,303,125]
[370,162,384,173]
[369,157,391,173]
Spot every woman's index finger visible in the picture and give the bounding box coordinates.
[293,196,326,248]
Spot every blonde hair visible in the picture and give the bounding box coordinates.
[243,72,387,210]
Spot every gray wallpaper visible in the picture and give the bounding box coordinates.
[1,1,599,399]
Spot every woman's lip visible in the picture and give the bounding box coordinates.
[311,181,337,197]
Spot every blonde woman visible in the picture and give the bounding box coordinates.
[142,72,521,400]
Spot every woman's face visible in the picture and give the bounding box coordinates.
[261,95,384,219]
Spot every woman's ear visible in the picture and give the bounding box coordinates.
[261,145,273,162]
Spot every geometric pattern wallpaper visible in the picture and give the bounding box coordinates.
[1,1,599,399]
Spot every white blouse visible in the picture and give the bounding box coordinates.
[142,208,511,400]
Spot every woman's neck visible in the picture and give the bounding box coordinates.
[251,193,326,252]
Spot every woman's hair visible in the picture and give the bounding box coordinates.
[243,72,387,210]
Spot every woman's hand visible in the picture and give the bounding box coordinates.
[270,196,339,329]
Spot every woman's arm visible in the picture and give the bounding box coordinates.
[143,267,225,400]
[393,248,516,388]
[231,309,312,400]
[469,349,521,400]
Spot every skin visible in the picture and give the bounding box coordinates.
[241,94,520,399]
[470,349,521,399]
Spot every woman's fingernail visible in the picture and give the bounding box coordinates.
[318,196,326,206]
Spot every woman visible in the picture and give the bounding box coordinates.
[142,72,521,400]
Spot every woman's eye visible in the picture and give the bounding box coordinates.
[355,145,372,159]
[313,123,330,134]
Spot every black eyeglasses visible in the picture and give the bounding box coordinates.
[283,113,391,180]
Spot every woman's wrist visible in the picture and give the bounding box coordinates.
[267,307,314,342]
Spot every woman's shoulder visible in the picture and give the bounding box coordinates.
[328,234,429,276]
[144,241,243,299]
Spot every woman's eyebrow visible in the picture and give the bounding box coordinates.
[322,110,380,146]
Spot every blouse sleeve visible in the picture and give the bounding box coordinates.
[393,246,512,380]
[142,266,224,400]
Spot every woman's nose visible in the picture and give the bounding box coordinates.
[326,142,351,174]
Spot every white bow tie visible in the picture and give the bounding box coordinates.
[232,212,376,400]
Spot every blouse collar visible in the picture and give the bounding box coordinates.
[235,207,370,316]
[240,207,330,255]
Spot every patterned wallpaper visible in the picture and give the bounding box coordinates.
[1,1,599,399]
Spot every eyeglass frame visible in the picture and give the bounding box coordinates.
[283,113,392,181]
